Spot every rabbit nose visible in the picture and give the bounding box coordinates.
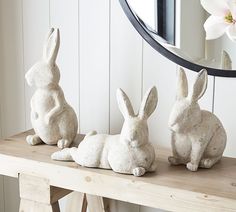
[130,131,137,141]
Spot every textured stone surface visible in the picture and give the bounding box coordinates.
[168,68,227,171]
[52,87,158,176]
[25,28,78,148]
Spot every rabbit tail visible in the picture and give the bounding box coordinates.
[51,147,75,161]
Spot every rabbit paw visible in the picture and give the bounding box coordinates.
[200,156,221,169]
[51,148,73,161]
[186,162,198,172]
[57,139,72,149]
[132,167,146,177]
[200,158,213,169]
[26,135,42,146]
[168,156,181,165]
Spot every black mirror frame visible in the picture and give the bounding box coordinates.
[119,0,236,77]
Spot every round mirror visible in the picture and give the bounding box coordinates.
[119,0,236,77]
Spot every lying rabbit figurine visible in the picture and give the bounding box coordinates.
[25,28,78,148]
[52,87,158,177]
[168,68,227,171]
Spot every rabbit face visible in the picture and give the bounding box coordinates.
[25,62,60,88]
[121,117,148,147]
[169,99,201,133]
[169,68,208,133]
[117,86,157,147]
[25,28,60,88]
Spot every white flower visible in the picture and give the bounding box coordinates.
[201,0,236,41]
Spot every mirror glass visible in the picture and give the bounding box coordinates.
[126,0,236,71]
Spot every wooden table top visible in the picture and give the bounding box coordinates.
[0,130,235,211]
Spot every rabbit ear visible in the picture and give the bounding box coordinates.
[45,28,54,42]
[176,67,188,100]
[138,86,158,120]
[189,69,208,102]
[117,88,135,118]
[43,28,60,65]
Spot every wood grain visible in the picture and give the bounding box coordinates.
[0,130,236,212]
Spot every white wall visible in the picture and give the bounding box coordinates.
[0,0,235,212]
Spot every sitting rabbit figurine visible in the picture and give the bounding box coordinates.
[168,68,227,171]
[52,87,158,177]
[25,28,78,148]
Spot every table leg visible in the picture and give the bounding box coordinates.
[86,194,109,212]
[19,199,60,212]
[19,174,71,212]
[65,192,87,212]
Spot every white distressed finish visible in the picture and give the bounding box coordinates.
[168,69,226,171]
[50,0,80,123]
[0,0,235,212]
[25,28,78,148]
[79,0,110,134]
[214,77,236,157]
[19,173,71,212]
[52,87,158,177]
[22,0,50,129]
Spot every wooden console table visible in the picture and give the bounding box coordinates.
[0,130,236,212]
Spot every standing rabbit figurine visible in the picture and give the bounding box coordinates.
[25,28,78,148]
[52,87,158,177]
[168,68,227,171]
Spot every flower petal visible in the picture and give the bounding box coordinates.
[204,15,229,40]
[227,0,236,20]
[226,24,236,41]
[200,0,229,16]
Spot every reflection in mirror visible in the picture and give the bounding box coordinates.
[128,0,175,45]
[126,0,236,71]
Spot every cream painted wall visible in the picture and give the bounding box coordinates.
[0,0,235,212]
